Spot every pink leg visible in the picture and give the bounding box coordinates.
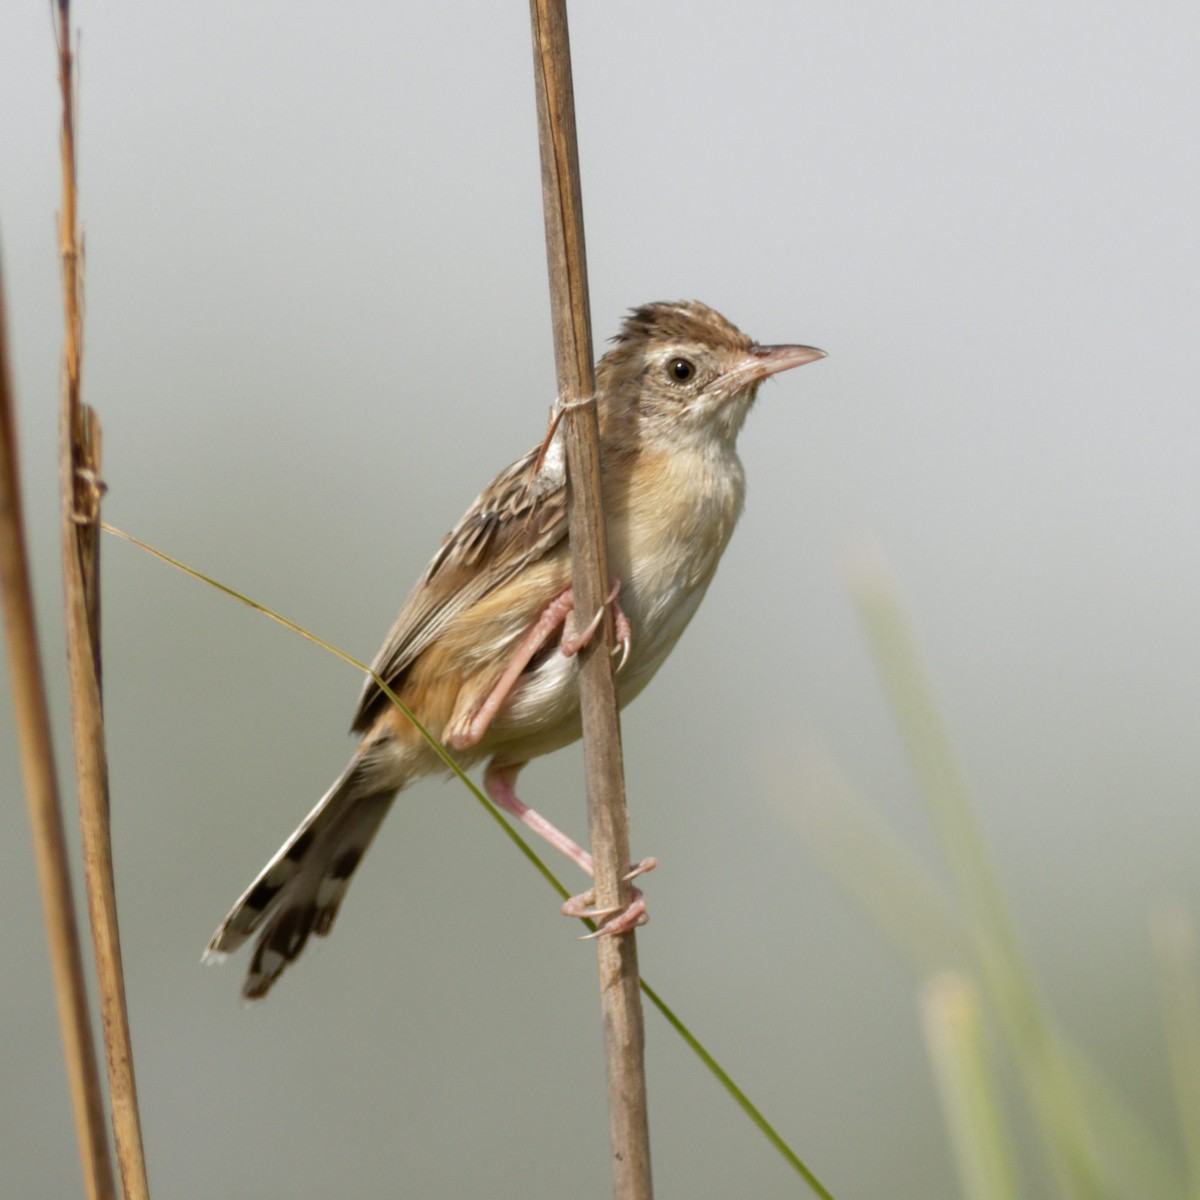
[450,589,576,751]
[484,760,594,874]
[450,582,632,752]
[484,761,656,937]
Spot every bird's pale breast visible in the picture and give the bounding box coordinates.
[487,441,746,760]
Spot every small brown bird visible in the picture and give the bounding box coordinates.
[205,300,825,998]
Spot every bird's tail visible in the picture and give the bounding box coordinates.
[205,740,411,1000]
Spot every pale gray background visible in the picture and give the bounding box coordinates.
[3,2,1198,1197]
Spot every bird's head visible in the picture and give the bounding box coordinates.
[596,300,825,450]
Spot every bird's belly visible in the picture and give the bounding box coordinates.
[485,646,580,760]
[486,448,741,762]
[485,561,717,763]
[616,570,713,701]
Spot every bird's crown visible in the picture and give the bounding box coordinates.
[608,300,753,355]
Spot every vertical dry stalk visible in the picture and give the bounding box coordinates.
[527,2,653,1197]
[0,255,116,1200]
[54,5,151,1198]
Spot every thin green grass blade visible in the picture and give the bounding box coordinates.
[639,980,838,1200]
[105,523,839,1199]
[100,524,571,897]
[922,972,1023,1200]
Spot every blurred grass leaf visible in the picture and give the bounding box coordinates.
[922,972,1022,1200]
[774,548,1187,1200]
[1152,908,1200,1198]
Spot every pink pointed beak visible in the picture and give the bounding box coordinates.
[748,343,827,379]
[721,342,826,393]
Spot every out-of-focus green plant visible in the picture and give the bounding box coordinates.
[776,552,1196,1200]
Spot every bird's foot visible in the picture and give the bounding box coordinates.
[561,580,632,672]
[561,857,657,937]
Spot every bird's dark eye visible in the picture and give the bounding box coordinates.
[667,357,694,382]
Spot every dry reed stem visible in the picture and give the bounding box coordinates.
[54,4,151,1197]
[528,2,653,1196]
[0,246,116,1200]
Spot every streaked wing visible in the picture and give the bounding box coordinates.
[350,442,568,733]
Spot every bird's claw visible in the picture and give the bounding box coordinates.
[624,856,657,882]
[610,605,633,673]
[561,857,656,936]
[562,580,632,671]
[582,895,649,939]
